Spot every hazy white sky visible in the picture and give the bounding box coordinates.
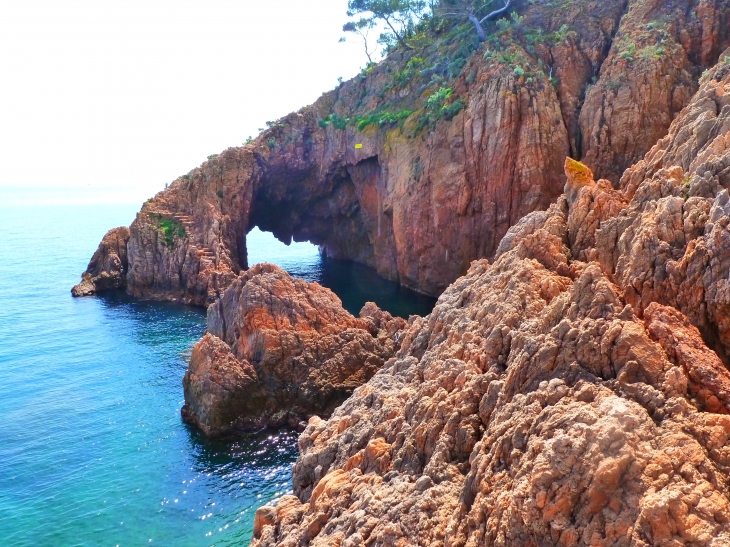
[0,1,369,204]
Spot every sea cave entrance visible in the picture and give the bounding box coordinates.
[245,228,435,318]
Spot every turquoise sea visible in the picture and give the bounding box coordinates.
[0,201,434,546]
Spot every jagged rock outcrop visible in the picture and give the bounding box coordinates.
[580,0,730,183]
[122,161,253,304]
[250,54,730,546]
[71,226,130,296]
[181,263,406,436]
[75,0,730,305]
[572,51,730,357]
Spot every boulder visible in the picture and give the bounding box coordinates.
[181,263,406,436]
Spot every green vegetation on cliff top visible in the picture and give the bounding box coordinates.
[311,0,578,139]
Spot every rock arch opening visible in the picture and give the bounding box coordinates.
[245,227,321,277]
[245,156,391,279]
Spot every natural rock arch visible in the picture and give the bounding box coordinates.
[74,0,730,306]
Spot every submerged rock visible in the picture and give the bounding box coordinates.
[250,53,730,546]
[71,226,130,297]
[181,263,406,437]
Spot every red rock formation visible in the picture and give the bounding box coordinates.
[570,52,730,357]
[124,152,257,304]
[76,0,730,304]
[71,226,130,296]
[118,55,571,304]
[181,263,406,436]
[250,53,730,546]
[580,0,730,183]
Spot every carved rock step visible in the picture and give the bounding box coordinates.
[190,245,215,259]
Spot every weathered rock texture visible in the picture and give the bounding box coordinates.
[75,0,730,304]
[250,53,730,546]
[580,0,730,182]
[71,226,130,296]
[181,263,406,436]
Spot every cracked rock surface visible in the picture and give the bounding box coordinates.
[251,54,730,547]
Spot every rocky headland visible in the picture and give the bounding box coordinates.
[70,0,730,544]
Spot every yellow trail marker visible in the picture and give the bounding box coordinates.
[355,143,363,149]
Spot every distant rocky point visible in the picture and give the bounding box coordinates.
[71,227,129,297]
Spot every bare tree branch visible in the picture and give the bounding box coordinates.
[478,0,510,24]
[437,0,512,41]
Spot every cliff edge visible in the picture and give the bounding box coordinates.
[250,51,730,546]
[73,0,730,304]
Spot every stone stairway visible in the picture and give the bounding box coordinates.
[172,214,194,237]
[172,213,194,226]
[189,245,216,265]
[168,213,217,266]
[146,207,216,266]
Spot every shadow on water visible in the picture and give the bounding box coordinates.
[95,290,206,346]
[246,227,437,318]
[317,257,437,318]
[183,424,299,479]
[176,424,298,544]
[96,289,206,319]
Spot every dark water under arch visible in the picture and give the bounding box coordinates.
[246,227,436,318]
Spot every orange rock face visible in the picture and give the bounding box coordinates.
[71,226,130,297]
[580,0,730,183]
[181,263,406,436]
[76,0,729,304]
[250,54,730,546]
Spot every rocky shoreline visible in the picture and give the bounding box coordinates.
[69,0,730,543]
[181,263,406,437]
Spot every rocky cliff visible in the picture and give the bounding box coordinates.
[66,1,730,544]
[71,227,129,297]
[73,0,730,304]
[250,51,730,546]
[181,263,406,436]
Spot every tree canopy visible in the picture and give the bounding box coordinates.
[341,18,378,63]
[342,0,514,63]
[345,0,431,50]
[437,0,511,41]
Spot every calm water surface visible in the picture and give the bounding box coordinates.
[0,203,434,546]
